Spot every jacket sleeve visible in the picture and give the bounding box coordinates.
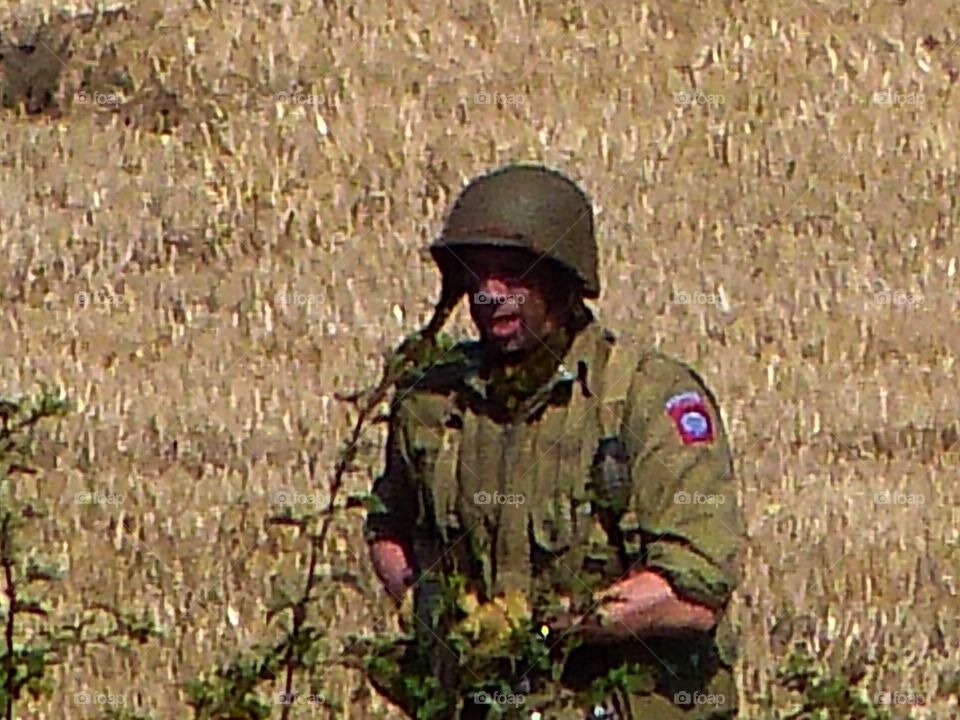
[618,355,744,611]
[364,395,422,545]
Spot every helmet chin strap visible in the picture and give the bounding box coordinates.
[334,273,464,409]
[394,273,465,368]
[424,273,465,337]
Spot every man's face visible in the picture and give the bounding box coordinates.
[456,247,569,354]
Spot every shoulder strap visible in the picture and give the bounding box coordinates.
[591,330,642,439]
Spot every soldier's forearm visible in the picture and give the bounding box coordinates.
[586,596,716,642]
[549,604,714,643]
[548,570,716,642]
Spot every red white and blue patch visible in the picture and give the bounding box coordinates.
[665,391,714,445]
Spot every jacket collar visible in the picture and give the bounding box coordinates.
[460,320,611,418]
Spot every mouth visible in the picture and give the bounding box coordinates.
[488,314,523,339]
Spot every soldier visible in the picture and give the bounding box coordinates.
[363,164,745,719]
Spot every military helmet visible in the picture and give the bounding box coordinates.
[430,164,600,299]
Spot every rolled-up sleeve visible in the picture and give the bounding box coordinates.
[618,355,744,610]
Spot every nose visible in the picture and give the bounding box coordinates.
[478,276,511,298]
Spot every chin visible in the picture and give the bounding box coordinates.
[481,330,513,348]
[487,335,535,357]
[479,322,540,351]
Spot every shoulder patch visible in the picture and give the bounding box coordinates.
[665,391,714,444]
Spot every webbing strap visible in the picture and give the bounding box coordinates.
[592,331,640,440]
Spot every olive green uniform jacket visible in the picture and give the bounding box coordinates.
[365,321,745,719]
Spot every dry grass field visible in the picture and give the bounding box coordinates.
[1,0,959,717]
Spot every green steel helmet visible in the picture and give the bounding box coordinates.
[430,164,600,299]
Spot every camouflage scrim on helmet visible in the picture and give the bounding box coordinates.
[430,164,600,298]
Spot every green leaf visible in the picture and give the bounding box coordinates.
[346,492,387,514]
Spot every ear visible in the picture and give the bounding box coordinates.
[542,272,572,305]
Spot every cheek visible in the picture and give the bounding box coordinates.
[468,299,490,321]
[518,293,548,327]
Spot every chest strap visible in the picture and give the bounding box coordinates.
[591,331,641,440]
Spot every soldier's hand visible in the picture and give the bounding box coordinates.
[369,537,414,604]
